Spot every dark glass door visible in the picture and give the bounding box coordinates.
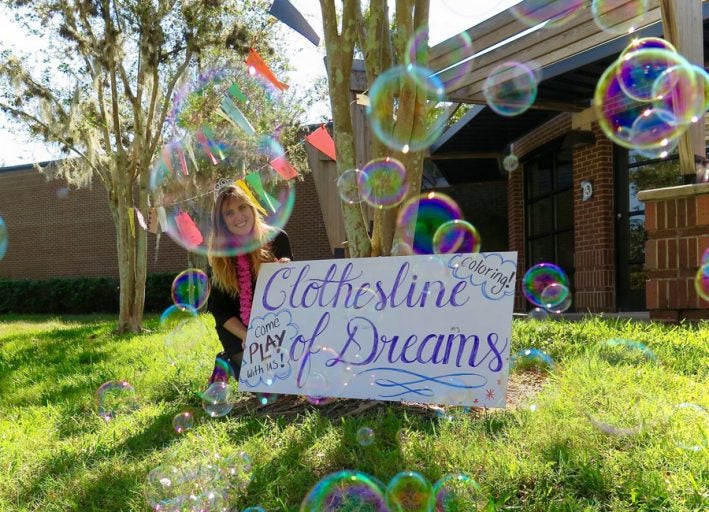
[525,144,575,310]
[614,147,681,310]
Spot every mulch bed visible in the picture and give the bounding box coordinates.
[229,370,549,420]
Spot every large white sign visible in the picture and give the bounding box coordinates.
[240,252,517,407]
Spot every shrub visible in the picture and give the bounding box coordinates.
[0,273,180,314]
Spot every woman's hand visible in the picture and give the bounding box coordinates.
[276,257,291,263]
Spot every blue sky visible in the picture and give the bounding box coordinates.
[0,0,520,166]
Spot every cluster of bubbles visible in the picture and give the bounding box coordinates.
[144,451,253,512]
[595,36,708,159]
[150,63,296,259]
[522,262,573,316]
[300,470,484,511]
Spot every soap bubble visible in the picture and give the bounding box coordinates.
[406,24,474,92]
[668,403,708,452]
[528,307,549,321]
[172,412,194,434]
[153,63,297,259]
[430,473,484,511]
[540,282,571,310]
[432,219,481,254]
[304,371,335,406]
[0,216,7,260]
[385,471,432,512]
[243,507,266,512]
[171,268,210,310]
[522,263,570,308]
[592,0,649,34]
[300,470,388,511]
[356,427,375,447]
[503,154,519,172]
[199,381,234,418]
[397,192,463,254]
[368,65,447,153]
[695,263,709,301]
[510,0,585,28]
[358,157,409,209]
[510,348,554,372]
[483,61,538,116]
[96,380,138,421]
[337,168,364,204]
[159,304,199,330]
[581,339,660,436]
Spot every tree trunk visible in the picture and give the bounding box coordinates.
[320,0,372,258]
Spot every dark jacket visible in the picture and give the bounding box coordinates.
[208,230,293,358]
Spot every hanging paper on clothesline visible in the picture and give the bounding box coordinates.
[268,0,320,46]
[246,49,289,92]
[305,125,337,161]
[245,172,281,213]
[269,155,299,180]
[135,208,147,231]
[235,179,268,216]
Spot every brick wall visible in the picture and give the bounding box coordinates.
[509,113,572,311]
[641,184,709,321]
[283,172,333,261]
[509,115,617,313]
[571,123,616,312]
[0,164,331,280]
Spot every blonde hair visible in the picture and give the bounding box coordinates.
[208,184,275,296]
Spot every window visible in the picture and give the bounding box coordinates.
[525,144,575,308]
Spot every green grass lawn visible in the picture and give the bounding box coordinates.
[0,314,707,511]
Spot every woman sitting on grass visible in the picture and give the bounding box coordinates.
[207,183,292,385]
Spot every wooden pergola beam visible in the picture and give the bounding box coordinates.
[660,0,706,180]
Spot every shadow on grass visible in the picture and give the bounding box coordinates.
[0,324,115,408]
[12,408,185,508]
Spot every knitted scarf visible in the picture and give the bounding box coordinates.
[235,254,253,326]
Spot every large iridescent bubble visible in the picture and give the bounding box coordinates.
[385,471,432,512]
[151,63,297,258]
[510,0,585,29]
[595,48,703,152]
[432,219,481,254]
[171,268,210,310]
[695,263,709,302]
[0,216,7,260]
[430,473,484,511]
[368,65,447,153]
[396,192,463,254]
[406,25,474,93]
[358,157,409,209]
[483,61,538,116]
[96,380,138,421]
[592,0,649,35]
[522,263,571,308]
[300,470,388,511]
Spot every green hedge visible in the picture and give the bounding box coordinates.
[0,273,181,314]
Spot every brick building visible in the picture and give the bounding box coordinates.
[426,0,709,320]
[0,162,331,281]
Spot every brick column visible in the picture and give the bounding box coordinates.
[638,183,709,321]
[572,123,616,312]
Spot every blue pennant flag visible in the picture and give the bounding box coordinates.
[269,0,320,46]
